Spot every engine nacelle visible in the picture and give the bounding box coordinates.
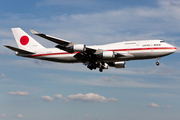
[73,44,86,52]
[114,61,126,68]
[98,51,115,59]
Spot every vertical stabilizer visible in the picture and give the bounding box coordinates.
[11,28,44,51]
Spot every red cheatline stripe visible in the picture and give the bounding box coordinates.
[110,47,177,51]
[27,47,177,57]
[28,52,79,57]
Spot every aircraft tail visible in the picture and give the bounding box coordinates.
[11,28,45,51]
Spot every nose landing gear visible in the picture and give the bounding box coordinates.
[156,57,160,66]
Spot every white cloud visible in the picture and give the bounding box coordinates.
[51,0,180,44]
[16,114,23,118]
[66,93,119,102]
[42,93,118,103]
[41,96,54,102]
[54,94,63,99]
[0,50,4,54]
[0,29,13,38]
[85,114,89,117]
[166,104,172,109]
[148,103,160,108]
[0,114,6,117]
[1,78,10,82]
[0,74,9,81]
[8,91,28,96]
[2,57,178,89]
[1,74,5,77]
[77,75,166,88]
[102,77,111,82]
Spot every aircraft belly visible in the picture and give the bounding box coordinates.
[128,49,172,60]
[33,54,79,63]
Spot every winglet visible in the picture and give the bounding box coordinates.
[30,29,40,35]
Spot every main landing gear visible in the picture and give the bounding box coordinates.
[156,57,160,66]
[86,62,108,72]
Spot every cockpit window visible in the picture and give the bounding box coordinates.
[160,41,165,43]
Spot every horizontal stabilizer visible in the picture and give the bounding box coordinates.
[4,45,35,54]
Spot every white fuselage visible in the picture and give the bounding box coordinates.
[17,40,177,63]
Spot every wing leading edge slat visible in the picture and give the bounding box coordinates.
[30,29,71,45]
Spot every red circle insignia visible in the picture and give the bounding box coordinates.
[20,36,29,45]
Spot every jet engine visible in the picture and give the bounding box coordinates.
[73,44,86,52]
[108,61,126,68]
[114,61,126,68]
[98,51,115,59]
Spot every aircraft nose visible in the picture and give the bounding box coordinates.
[164,43,177,54]
[174,47,177,52]
[170,45,177,53]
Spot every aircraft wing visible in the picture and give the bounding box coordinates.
[30,29,127,59]
[30,29,102,54]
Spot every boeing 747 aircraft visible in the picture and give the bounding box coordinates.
[4,28,177,72]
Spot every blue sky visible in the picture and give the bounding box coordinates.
[0,0,180,120]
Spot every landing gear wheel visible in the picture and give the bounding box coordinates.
[99,63,104,72]
[99,68,103,72]
[156,62,160,66]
